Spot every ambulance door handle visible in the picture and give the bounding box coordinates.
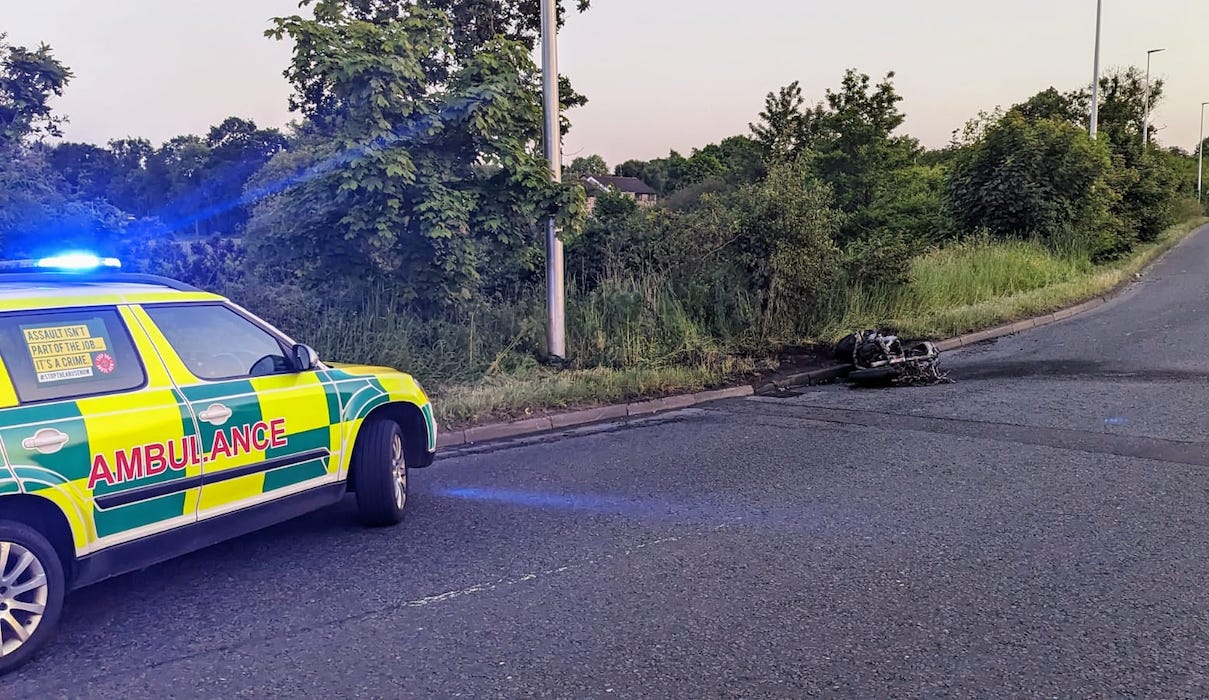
[22,428,69,455]
[199,403,232,426]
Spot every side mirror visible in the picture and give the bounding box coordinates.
[291,343,319,372]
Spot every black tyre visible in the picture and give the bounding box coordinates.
[351,418,409,527]
[848,367,900,386]
[0,520,65,676]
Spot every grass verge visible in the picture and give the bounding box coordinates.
[432,216,1209,427]
[435,359,758,426]
[825,216,1209,341]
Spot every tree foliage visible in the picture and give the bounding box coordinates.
[947,113,1122,256]
[614,135,766,197]
[0,34,72,147]
[812,70,919,218]
[750,81,819,162]
[566,154,607,178]
[250,0,584,309]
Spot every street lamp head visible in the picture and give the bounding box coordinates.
[1148,48,1166,55]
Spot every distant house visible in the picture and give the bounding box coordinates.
[579,175,658,212]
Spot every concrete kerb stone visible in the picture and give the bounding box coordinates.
[627,393,699,416]
[436,430,468,448]
[442,385,759,450]
[464,416,554,444]
[693,385,756,403]
[549,404,628,429]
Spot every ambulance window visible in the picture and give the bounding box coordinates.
[0,308,147,403]
[144,304,292,381]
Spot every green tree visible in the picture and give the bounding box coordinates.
[1095,66,1161,154]
[200,117,289,235]
[566,154,607,178]
[0,36,133,257]
[947,112,1124,257]
[334,0,591,130]
[1010,87,1087,127]
[0,34,72,146]
[730,157,844,334]
[48,142,120,201]
[250,0,584,309]
[812,69,920,220]
[614,158,668,193]
[749,81,819,162]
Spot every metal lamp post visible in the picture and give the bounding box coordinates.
[541,0,566,361]
[1090,0,1102,138]
[1199,102,1207,203]
[1142,48,1165,147]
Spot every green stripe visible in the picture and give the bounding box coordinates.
[324,373,376,424]
[262,458,328,493]
[0,402,90,484]
[421,403,436,451]
[179,380,256,403]
[266,426,329,461]
[342,386,389,425]
[94,493,188,538]
[0,480,21,495]
[319,370,344,424]
[180,380,263,466]
[12,467,72,486]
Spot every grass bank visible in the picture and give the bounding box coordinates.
[428,215,1207,427]
[826,216,1209,341]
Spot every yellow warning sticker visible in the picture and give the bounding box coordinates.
[21,321,113,384]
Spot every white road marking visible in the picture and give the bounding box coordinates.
[404,536,682,609]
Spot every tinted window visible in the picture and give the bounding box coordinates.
[144,304,292,381]
[0,308,146,403]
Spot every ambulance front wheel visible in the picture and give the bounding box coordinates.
[0,520,65,676]
[351,418,409,527]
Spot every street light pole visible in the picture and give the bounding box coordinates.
[1142,48,1165,148]
[1090,0,1102,138]
[541,0,566,361]
[1199,102,1207,203]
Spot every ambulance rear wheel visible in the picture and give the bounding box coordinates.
[0,520,64,676]
[351,418,408,527]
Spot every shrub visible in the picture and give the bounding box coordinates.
[947,113,1123,256]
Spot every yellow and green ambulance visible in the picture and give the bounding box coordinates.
[0,255,437,674]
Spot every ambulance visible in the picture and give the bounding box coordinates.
[0,254,438,674]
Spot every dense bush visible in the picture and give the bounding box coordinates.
[946,113,1120,254]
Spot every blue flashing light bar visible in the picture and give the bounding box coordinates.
[36,253,122,271]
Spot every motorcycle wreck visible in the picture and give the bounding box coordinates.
[833,329,954,387]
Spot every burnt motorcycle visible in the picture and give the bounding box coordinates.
[833,329,952,386]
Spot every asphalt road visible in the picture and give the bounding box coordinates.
[11,224,1209,698]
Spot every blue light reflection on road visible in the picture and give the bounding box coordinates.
[429,485,859,534]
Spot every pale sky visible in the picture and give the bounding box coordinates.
[4,1,1207,168]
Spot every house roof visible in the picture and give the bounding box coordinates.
[581,175,658,196]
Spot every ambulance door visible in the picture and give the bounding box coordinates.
[0,305,202,553]
[130,302,336,521]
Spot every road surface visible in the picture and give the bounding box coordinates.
[11,225,1209,698]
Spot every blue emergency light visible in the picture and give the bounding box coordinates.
[0,253,123,272]
[36,253,122,270]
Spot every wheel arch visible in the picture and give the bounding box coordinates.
[0,494,76,582]
[347,401,433,492]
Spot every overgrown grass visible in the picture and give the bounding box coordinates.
[435,357,759,425]
[827,215,1209,341]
